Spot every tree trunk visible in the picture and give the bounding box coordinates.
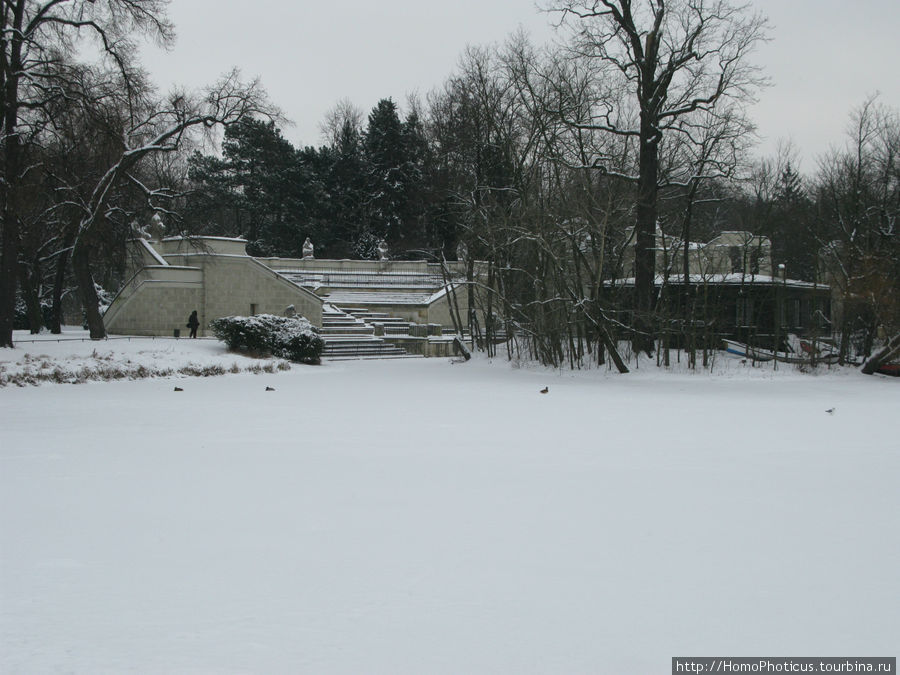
[861,333,900,375]
[0,204,19,345]
[18,260,42,333]
[633,111,658,355]
[838,319,851,366]
[72,239,107,339]
[601,323,630,374]
[49,230,76,334]
[484,262,495,357]
[466,259,479,348]
[0,1,25,348]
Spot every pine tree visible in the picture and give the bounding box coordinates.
[771,163,815,279]
[363,99,407,254]
[186,119,326,257]
[398,109,433,254]
[324,119,368,257]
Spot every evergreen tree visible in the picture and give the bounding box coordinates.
[323,119,368,257]
[186,119,326,257]
[771,163,816,279]
[363,99,407,254]
[398,109,437,256]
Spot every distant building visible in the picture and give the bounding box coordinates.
[621,226,773,278]
[616,227,831,347]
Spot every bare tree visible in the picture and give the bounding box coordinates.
[815,97,899,363]
[1,0,173,347]
[66,70,270,338]
[546,0,768,352]
[318,98,364,147]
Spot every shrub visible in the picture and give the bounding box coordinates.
[209,314,324,364]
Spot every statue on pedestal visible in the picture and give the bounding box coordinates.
[148,213,166,241]
[302,237,314,259]
[377,239,389,261]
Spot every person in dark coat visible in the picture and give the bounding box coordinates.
[187,310,200,338]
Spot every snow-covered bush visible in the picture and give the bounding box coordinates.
[210,314,324,364]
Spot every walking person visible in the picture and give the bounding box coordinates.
[187,310,200,339]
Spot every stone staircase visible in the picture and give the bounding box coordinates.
[334,307,413,335]
[320,305,418,359]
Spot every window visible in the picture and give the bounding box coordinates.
[736,297,753,326]
[781,299,801,328]
[729,247,743,273]
[749,251,761,275]
[250,303,257,316]
[800,299,810,327]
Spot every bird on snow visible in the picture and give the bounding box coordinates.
[174,386,183,392]
[825,407,835,414]
[540,386,549,394]
[265,386,275,391]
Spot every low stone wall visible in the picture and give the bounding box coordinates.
[104,267,204,337]
[197,256,323,332]
[105,252,324,337]
[156,236,249,256]
[259,256,469,278]
[384,335,470,357]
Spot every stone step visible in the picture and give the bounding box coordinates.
[320,326,375,335]
[323,346,407,355]
[321,317,366,326]
[322,331,409,358]
[323,348,408,357]
[323,338,404,345]
[357,316,409,324]
[323,335,385,343]
[326,354,425,361]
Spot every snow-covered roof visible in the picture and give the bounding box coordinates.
[610,274,829,289]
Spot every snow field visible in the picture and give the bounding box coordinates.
[1,337,898,673]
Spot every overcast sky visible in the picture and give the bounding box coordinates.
[139,0,899,172]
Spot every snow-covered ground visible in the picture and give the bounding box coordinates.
[0,328,289,386]
[1,330,898,673]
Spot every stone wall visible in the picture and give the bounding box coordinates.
[106,237,486,338]
[104,267,204,337]
[427,286,469,329]
[105,241,323,337]
[194,256,322,334]
[259,256,469,278]
[157,236,249,256]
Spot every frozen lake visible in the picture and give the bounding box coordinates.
[2,336,898,673]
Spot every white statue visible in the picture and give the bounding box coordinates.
[148,213,166,241]
[377,239,389,261]
[456,241,468,262]
[302,237,314,259]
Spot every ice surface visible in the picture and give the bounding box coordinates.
[1,332,898,673]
